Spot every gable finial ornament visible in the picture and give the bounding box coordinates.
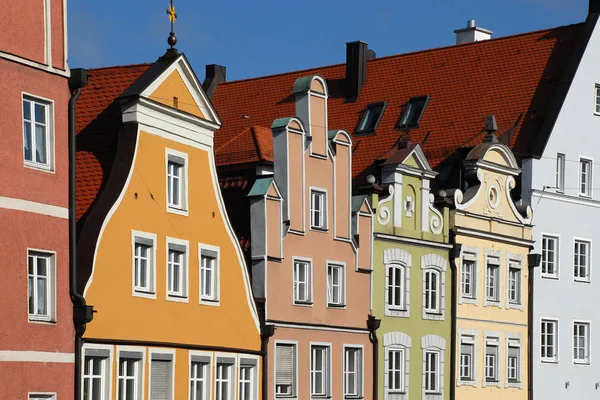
[166,0,178,49]
[483,114,499,144]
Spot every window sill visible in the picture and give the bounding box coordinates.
[133,289,157,299]
[28,316,56,324]
[24,161,54,173]
[424,309,442,315]
[309,226,329,233]
[457,379,477,387]
[573,360,590,365]
[166,294,189,303]
[200,297,220,306]
[541,274,559,280]
[541,359,558,364]
[275,396,297,400]
[574,278,591,283]
[484,299,502,308]
[344,396,364,400]
[327,303,346,309]
[293,301,313,307]
[578,194,592,199]
[167,206,189,216]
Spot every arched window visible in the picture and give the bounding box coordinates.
[424,269,440,313]
[387,264,405,309]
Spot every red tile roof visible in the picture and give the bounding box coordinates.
[212,23,584,183]
[76,64,151,222]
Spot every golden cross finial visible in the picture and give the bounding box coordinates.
[166,0,178,49]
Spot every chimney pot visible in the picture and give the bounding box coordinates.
[467,19,476,28]
[454,20,493,45]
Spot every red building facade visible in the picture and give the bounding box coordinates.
[0,1,73,399]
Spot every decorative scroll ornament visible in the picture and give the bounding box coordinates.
[377,185,394,226]
[404,196,415,217]
[429,193,444,235]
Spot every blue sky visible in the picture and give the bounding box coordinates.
[69,0,589,82]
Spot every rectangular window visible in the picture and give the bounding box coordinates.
[424,270,440,313]
[574,240,591,281]
[579,158,592,197]
[356,102,386,133]
[573,322,590,363]
[23,96,53,170]
[310,345,330,397]
[310,190,326,229]
[399,96,429,128]
[541,319,558,362]
[166,151,187,212]
[190,361,209,400]
[507,341,520,383]
[133,235,155,295]
[595,85,600,114]
[167,241,187,299]
[216,362,233,400]
[424,351,440,393]
[508,266,521,304]
[541,235,559,278]
[387,349,404,393]
[238,363,255,400]
[556,154,565,192]
[275,344,296,397]
[343,347,362,397]
[327,264,344,306]
[83,355,108,400]
[459,338,474,381]
[118,357,141,400]
[485,262,500,302]
[293,260,311,304]
[200,249,219,301]
[150,357,173,400]
[387,264,405,309]
[485,340,499,382]
[29,395,55,400]
[28,251,54,321]
[461,259,475,299]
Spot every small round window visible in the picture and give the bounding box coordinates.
[489,185,500,208]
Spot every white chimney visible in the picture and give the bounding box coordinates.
[454,20,493,45]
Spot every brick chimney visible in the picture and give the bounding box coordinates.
[345,41,375,100]
[202,64,226,100]
[454,20,493,45]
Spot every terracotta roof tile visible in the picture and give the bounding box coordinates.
[76,64,151,223]
[211,23,584,183]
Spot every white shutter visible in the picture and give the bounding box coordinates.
[275,345,294,386]
[150,360,172,400]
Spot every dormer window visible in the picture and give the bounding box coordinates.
[356,102,386,134]
[399,96,429,128]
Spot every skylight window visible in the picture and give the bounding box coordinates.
[399,96,430,128]
[356,102,386,134]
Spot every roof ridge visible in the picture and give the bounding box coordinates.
[220,21,583,87]
[88,62,153,72]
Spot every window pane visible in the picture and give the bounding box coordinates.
[35,124,47,164]
[34,103,46,123]
[24,121,32,161]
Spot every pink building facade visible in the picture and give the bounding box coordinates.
[0,1,73,398]
[248,75,375,400]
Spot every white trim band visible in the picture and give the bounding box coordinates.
[0,196,68,219]
[0,350,75,363]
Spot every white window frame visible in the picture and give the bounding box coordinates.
[199,243,220,305]
[424,350,441,394]
[506,253,524,311]
[292,258,312,305]
[82,344,113,400]
[457,329,477,387]
[573,320,591,365]
[309,343,331,398]
[238,356,259,400]
[27,249,56,323]
[595,84,600,114]
[116,346,145,400]
[166,237,189,302]
[343,345,363,399]
[541,318,559,363]
[421,255,447,321]
[541,234,559,279]
[326,262,346,307]
[578,157,593,198]
[556,153,565,192]
[573,238,591,283]
[215,356,235,400]
[165,148,189,215]
[189,351,213,400]
[131,231,157,299]
[149,349,175,400]
[22,93,55,172]
[424,269,441,314]
[482,333,501,388]
[274,341,298,398]
[421,334,446,398]
[387,347,406,394]
[458,246,478,305]
[387,263,407,312]
[309,188,328,230]
[506,334,522,388]
[483,251,501,307]
[384,331,412,399]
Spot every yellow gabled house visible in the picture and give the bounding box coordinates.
[75,47,262,400]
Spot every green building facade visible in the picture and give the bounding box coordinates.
[365,143,452,400]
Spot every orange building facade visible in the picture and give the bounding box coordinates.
[247,76,375,400]
[75,50,262,400]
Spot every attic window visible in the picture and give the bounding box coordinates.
[398,96,429,128]
[356,102,386,134]
[173,96,179,109]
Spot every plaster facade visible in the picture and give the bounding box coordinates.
[368,144,453,400]
[450,139,532,400]
[77,54,262,400]
[248,75,374,400]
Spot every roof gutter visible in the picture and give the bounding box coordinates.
[68,68,95,400]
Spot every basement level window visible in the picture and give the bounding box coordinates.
[398,96,430,128]
[356,102,386,133]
